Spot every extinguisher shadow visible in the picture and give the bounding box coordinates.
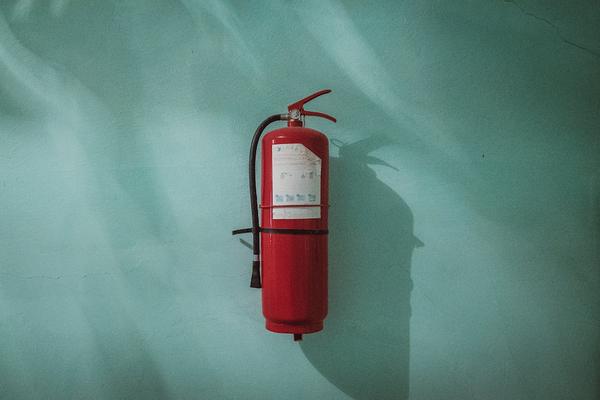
[300,136,422,400]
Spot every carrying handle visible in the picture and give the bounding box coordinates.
[287,89,336,124]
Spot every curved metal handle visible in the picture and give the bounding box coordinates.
[303,110,337,123]
[287,89,336,123]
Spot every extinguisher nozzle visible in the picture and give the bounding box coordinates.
[250,260,262,288]
[293,334,303,341]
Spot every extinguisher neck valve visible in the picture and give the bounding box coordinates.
[287,89,336,126]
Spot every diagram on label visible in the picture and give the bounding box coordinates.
[272,143,321,219]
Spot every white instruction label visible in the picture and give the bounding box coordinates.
[272,143,321,219]
[272,207,321,220]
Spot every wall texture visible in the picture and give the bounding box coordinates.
[0,1,598,399]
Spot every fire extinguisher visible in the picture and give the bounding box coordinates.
[233,89,336,341]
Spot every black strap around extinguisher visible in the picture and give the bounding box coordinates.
[232,227,329,236]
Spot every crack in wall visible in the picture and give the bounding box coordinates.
[0,267,141,281]
[505,0,600,59]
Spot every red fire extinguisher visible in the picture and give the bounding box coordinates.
[233,89,336,341]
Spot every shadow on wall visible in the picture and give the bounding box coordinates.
[81,306,170,400]
[301,136,423,400]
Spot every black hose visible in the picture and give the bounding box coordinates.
[248,114,287,288]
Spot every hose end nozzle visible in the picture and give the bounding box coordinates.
[250,260,261,288]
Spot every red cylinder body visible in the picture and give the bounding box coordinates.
[260,126,329,335]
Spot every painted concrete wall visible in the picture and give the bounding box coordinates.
[0,1,598,399]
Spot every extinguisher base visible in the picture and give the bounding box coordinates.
[266,320,323,335]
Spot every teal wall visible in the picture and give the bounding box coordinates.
[1,1,598,399]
